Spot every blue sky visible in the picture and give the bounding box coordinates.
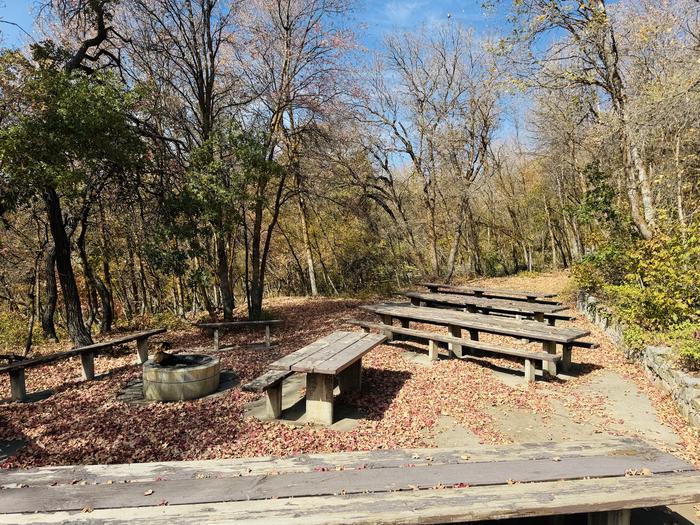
[0,0,509,49]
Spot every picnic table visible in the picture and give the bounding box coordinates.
[404,291,571,324]
[196,319,282,350]
[1,438,698,524]
[362,303,590,374]
[251,331,385,425]
[422,283,560,303]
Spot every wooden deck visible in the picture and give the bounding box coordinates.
[1,438,698,524]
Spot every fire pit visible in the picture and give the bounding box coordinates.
[143,354,221,401]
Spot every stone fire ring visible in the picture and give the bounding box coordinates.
[143,354,220,402]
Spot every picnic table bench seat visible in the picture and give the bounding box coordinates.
[0,329,166,402]
[242,369,293,419]
[1,438,697,524]
[350,320,560,382]
[196,319,283,350]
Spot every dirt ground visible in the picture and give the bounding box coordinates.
[1,271,699,521]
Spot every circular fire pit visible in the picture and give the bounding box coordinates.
[143,354,220,401]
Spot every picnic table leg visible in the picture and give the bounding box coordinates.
[136,337,149,364]
[265,325,271,348]
[338,360,362,393]
[213,329,219,351]
[524,358,536,383]
[399,318,410,329]
[80,351,95,380]
[542,341,558,376]
[428,340,439,361]
[410,297,420,306]
[448,325,463,358]
[379,315,393,341]
[265,385,283,419]
[534,312,545,323]
[306,373,334,426]
[587,510,630,525]
[9,369,26,402]
[562,344,572,373]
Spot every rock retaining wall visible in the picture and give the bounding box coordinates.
[577,292,700,428]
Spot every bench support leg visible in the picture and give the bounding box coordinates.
[265,385,283,419]
[448,325,463,357]
[399,318,409,329]
[524,358,536,383]
[587,510,630,525]
[213,329,219,351]
[379,315,393,342]
[547,318,556,326]
[306,373,334,426]
[562,344,572,373]
[80,352,95,380]
[338,360,362,393]
[542,341,557,376]
[136,337,149,364]
[534,312,545,323]
[9,369,26,402]
[428,340,439,361]
[410,297,420,306]
[265,325,271,348]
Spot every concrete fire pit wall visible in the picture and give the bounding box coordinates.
[143,356,221,401]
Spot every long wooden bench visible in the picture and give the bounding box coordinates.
[196,319,283,350]
[0,329,166,402]
[422,283,561,304]
[242,369,293,419]
[0,438,697,524]
[350,320,560,383]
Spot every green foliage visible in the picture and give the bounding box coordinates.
[0,311,30,349]
[571,241,631,292]
[621,324,652,355]
[666,322,700,371]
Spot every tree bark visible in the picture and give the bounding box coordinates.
[216,232,234,320]
[43,188,92,346]
[41,246,59,342]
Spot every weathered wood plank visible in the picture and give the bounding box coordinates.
[289,332,366,374]
[421,283,559,300]
[268,331,349,371]
[0,438,668,488]
[242,370,293,393]
[0,450,691,514]
[5,472,700,525]
[313,333,386,374]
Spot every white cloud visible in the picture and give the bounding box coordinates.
[384,1,423,25]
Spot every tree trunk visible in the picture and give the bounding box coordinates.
[43,188,92,346]
[41,246,59,342]
[216,232,234,320]
[297,194,318,296]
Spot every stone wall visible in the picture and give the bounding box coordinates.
[577,292,700,428]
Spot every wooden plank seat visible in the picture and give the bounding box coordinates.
[0,328,166,402]
[196,319,283,350]
[267,331,386,425]
[350,320,559,382]
[242,370,293,419]
[0,438,698,524]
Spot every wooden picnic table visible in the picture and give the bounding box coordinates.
[362,303,589,373]
[404,291,569,324]
[1,438,698,524]
[422,283,560,303]
[268,331,385,425]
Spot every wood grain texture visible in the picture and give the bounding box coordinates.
[404,291,566,314]
[241,370,293,392]
[268,331,349,371]
[421,283,559,299]
[0,449,691,514]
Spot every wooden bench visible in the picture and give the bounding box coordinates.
[350,320,560,383]
[0,329,166,402]
[405,291,572,325]
[266,331,386,425]
[1,438,697,524]
[242,369,293,419]
[196,320,283,350]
